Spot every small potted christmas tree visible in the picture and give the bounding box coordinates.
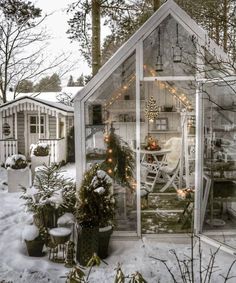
[76,164,115,264]
[30,142,50,174]
[5,154,32,193]
[21,164,76,229]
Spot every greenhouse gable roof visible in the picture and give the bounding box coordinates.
[74,0,231,102]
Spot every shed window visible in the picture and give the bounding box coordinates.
[29,115,45,134]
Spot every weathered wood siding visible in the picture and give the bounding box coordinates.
[49,116,56,138]
[17,112,25,155]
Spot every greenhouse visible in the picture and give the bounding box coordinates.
[74,0,236,253]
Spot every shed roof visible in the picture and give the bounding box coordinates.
[74,0,231,103]
[0,95,74,114]
[6,86,83,102]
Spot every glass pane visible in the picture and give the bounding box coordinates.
[84,52,137,232]
[140,80,195,234]
[40,116,44,124]
[30,125,36,133]
[30,116,36,124]
[202,81,236,249]
[41,126,44,134]
[143,15,196,77]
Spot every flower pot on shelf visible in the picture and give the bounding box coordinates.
[25,238,44,257]
[98,226,113,259]
[76,225,99,266]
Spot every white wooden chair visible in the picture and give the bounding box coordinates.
[158,137,182,192]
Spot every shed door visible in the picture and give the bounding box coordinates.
[28,115,46,146]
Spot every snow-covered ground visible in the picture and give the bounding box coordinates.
[1,166,236,282]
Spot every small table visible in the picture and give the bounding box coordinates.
[139,149,171,173]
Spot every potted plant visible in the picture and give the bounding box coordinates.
[22,224,45,257]
[21,164,76,230]
[30,142,50,174]
[76,164,115,265]
[5,154,32,193]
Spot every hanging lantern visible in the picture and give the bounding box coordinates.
[145,96,159,122]
[172,23,183,63]
[155,28,163,72]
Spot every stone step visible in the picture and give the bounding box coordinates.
[147,193,187,210]
[141,209,191,234]
[149,192,177,196]
[142,209,183,213]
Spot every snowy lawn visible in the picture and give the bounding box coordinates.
[1,165,236,282]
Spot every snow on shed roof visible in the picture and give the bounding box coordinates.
[0,95,74,113]
[7,86,83,102]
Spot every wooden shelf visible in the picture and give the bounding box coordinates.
[159,111,180,114]
[149,130,181,134]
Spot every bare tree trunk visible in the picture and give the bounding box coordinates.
[215,17,220,45]
[153,0,161,12]
[92,0,101,76]
[223,0,229,51]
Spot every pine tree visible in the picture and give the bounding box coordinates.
[16,79,34,93]
[76,74,85,86]
[77,164,115,228]
[34,73,61,92]
[21,164,76,226]
[67,75,75,87]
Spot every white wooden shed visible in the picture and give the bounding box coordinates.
[74,0,236,253]
[0,96,74,164]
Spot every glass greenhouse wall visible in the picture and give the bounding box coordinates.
[201,81,236,249]
[75,0,236,251]
[84,52,137,232]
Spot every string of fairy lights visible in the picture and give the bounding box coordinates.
[103,65,193,115]
[143,64,193,111]
[104,74,136,112]
[104,135,113,175]
[101,64,194,190]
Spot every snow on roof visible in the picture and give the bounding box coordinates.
[7,86,83,102]
[0,95,74,113]
[1,87,84,113]
[33,96,74,112]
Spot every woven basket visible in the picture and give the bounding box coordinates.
[76,226,99,266]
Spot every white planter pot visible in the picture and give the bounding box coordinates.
[31,155,49,173]
[7,166,32,193]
